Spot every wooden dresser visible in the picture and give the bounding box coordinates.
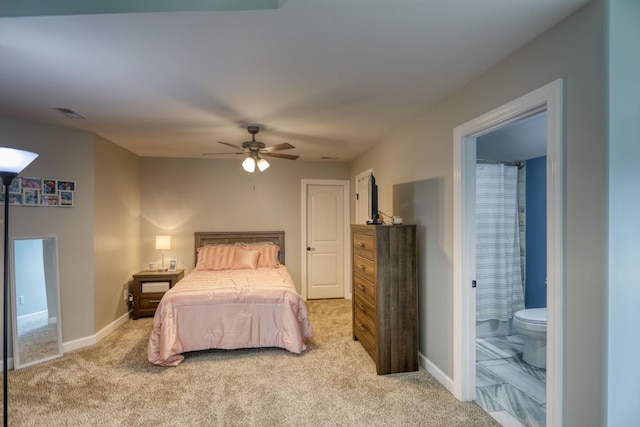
[351,224,418,375]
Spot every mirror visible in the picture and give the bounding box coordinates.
[11,236,62,369]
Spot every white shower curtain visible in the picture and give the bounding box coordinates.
[476,163,525,322]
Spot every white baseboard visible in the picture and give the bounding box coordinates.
[419,351,455,394]
[63,311,130,353]
[0,312,130,370]
[0,357,14,371]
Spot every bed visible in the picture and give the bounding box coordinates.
[148,231,314,366]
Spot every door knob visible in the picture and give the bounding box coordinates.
[306,247,316,251]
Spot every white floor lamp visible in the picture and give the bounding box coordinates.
[0,147,38,427]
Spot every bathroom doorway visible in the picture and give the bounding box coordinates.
[474,112,547,426]
[452,80,565,427]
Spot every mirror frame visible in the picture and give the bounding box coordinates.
[10,235,63,369]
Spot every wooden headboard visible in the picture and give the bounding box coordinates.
[194,231,285,265]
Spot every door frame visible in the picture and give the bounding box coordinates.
[452,79,564,426]
[354,168,373,225]
[301,179,351,300]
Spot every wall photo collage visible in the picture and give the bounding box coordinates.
[1,176,76,207]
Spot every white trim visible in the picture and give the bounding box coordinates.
[62,310,130,353]
[453,130,478,401]
[300,179,351,301]
[16,310,48,323]
[0,357,14,371]
[452,79,564,427]
[419,351,455,394]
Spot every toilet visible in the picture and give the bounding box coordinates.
[513,308,547,369]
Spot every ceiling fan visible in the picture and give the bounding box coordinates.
[202,125,299,172]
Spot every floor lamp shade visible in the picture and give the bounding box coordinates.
[0,147,39,176]
[0,147,38,427]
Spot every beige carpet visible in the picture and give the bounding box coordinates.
[7,299,498,426]
[18,323,59,365]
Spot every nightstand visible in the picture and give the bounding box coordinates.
[131,269,184,319]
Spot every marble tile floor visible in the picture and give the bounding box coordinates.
[476,335,546,427]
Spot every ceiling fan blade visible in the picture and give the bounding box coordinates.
[217,141,245,151]
[263,152,299,160]
[263,142,295,153]
[201,152,244,156]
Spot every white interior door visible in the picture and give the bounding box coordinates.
[355,168,373,225]
[306,184,345,299]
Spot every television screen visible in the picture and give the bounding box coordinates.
[367,173,381,224]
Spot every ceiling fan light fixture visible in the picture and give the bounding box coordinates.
[257,158,270,172]
[242,156,256,173]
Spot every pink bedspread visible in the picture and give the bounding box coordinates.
[148,266,314,366]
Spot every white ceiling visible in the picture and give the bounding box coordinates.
[477,112,547,162]
[0,0,589,162]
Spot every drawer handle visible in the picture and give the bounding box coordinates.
[358,242,365,248]
[358,304,366,313]
[359,323,367,332]
[149,299,162,303]
[358,284,365,292]
[358,264,366,271]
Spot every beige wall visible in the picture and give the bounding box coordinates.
[0,116,96,344]
[93,135,140,331]
[139,157,349,291]
[350,1,605,425]
[0,2,610,422]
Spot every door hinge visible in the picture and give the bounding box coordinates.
[472,280,477,288]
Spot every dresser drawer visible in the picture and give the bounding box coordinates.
[353,254,376,283]
[353,233,375,260]
[353,274,376,309]
[140,294,165,310]
[354,308,377,358]
[354,295,376,329]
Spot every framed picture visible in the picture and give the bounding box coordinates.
[59,191,74,207]
[40,194,59,206]
[23,189,39,206]
[42,179,57,195]
[1,175,76,208]
[21,177,42,190]
[57,180,76,192]
[168,259,177,272]
[9,193,23,205]
[8,177,20,194]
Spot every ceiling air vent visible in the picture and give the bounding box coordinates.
[52,107,85,119]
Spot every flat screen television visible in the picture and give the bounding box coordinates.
[366,173,381,224]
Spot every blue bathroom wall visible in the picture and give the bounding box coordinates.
[525,156,546,308]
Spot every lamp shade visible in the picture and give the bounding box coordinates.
[257,158,270,172]
[0,147,38,174]
[242,156,256,173]
[155,235,171,250]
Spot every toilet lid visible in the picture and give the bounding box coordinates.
[514,308,546,324]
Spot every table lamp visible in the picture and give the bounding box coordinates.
[155,235,171,271]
